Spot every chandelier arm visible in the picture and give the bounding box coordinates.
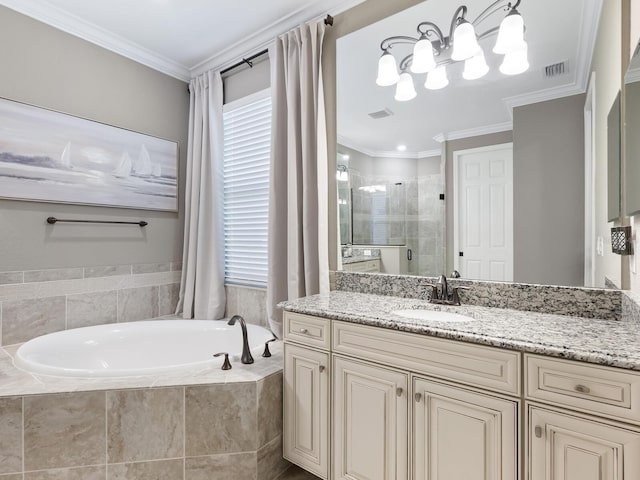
[380,36,419,52]
[477,25,500,41]
[417,21,446,45]
[448,5,468,39]
[398,54,414,72]
[472,0,508,26]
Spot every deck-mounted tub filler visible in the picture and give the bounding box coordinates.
[0,319,288,479]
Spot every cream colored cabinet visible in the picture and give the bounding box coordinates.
[283,343,330,479]
[413,377,518,480]
[333,356,408,480]
[528,405,640,480]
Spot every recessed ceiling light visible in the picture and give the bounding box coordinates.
[342,154,350,160]
[397,145,407,152]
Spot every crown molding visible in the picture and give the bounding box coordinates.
[190,0,367,77]
[432,121,513,144]
[503,0,602,114]
[626,67,640,84]
[338,135,441,159]
[0,0,191,81]
[433,133,447,144]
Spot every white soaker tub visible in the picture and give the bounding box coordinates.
[14,320,274,377]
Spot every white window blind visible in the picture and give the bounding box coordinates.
[223,90,271,287]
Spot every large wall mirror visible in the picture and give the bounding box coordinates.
[625,40,640,215]
[335,0,622,288]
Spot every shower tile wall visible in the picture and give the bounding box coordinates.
[418,174,445,276]
[0,262,181,346]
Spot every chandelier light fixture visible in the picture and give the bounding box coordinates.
[376,0,528,102]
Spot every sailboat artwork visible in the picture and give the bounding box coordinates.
[0,97,178,211]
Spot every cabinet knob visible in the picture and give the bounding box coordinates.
[414,393,422,403]
[300,328,308,334]
[319,365,326,373]
[396,387,404,397]
[534,426,543,438]
[575,384,591,394]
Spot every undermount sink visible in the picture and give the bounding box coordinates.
[392,309,476,323]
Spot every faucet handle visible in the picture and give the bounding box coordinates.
[213,352,232,370]
[428,284,439,301]
[262,338,277,358]
[451,286,470,306]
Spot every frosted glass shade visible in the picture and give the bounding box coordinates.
[451,20,480,61]
[424,65,449,90]
[395,72,417,101]
[411,38,436,73]
[493,9,526,54]
[499,42,529,75]
[376,52,400,86]
[463,49,489,80]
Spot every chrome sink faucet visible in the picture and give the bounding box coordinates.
[428,274,468,306]
[227,315,254,364]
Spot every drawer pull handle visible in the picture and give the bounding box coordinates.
[414,393,422,403]
[319,365,326,373]
[575,384,591,394]
[396,387,404,397]
[300,328,309,334]
[534,426,543,438]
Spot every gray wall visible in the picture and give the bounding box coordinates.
[512,94,586,286]
[223,57,271,105]
[444,131,513,274]
[0,6,189,271]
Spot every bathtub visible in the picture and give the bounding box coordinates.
[14,320,274,377]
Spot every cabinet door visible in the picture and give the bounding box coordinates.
[283,343,330,479]
[333,356,409,480]
[529,406,640,480]
[413,377,518,480]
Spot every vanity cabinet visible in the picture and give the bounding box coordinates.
[341,258,381,273]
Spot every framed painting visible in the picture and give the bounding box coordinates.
[0,97,178,211]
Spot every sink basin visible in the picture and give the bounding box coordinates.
[392,310,476,323]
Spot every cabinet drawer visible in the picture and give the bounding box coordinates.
[333,321,521,395]
[284,312,331,350]
[526,354,640,424]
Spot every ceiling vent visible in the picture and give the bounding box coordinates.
[544,61,569,78]
[368,108,394,119]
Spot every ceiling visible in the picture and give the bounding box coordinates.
[0,0,365,81]
[337,0,602,155]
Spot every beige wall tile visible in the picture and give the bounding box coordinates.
[158,284,180,317]
[276,465,321,479]
[107,459,183,480]
[185,453,257,480]
[2,296,66,345]
[235,288,267,327]
[0,397,22,474]
[170,262,182,272]
[24,268,83,283]
[0,272,23,286]
[107,388,183,463]
[257,436,289,480]
[257,372,283,449]
[185,383,257,456]
[132,263,170,275]
[24,466,106,480]
[117,286,159,322]
[24,392,106,471]
[84,265,131,279]
[67,291,117,329]
[0,474,23,479]
[224,286,238,319]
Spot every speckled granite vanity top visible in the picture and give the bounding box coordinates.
[280,291,640,371]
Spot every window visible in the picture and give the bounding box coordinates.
[222,89,271,287]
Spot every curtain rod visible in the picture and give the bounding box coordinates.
[220,14,334,77]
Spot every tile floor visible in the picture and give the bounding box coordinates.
[277,465,321,479]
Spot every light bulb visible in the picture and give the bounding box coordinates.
[451,19,480,61]
[500,42,529,75]
[376,52,399,86]
[493,8,526,54]
[463,49,489,80]
[394,72,417,101]
[410,37,436,74]
[424,65,449,90]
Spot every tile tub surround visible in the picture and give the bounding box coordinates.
[279,290,640,371]
[225,285,268,327]
[341,248,381,265]
[0,353,286,479]
[0,264,181,346]
[334,271,622,321]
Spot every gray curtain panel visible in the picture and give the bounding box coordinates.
[177,71,226,319]
[267,21,331,338]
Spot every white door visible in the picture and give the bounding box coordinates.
[333,356,408,480]
[283,343,330,479]
[454,143,513,281]
[529,406,640,480]
[413,377,518,480]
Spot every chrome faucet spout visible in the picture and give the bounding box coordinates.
[437,275,448,301]
[227,315,254,364]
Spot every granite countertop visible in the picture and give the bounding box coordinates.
[342,254,381,265]
[280,291,640,371]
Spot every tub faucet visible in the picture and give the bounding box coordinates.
[227,315,254,364]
